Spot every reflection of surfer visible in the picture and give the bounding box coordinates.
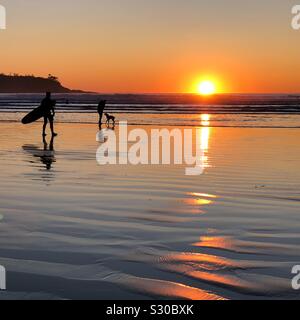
[42,135,55,170]
[22,135,56,171]
[42,92,58,137]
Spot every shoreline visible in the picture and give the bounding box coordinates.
[1,112,300,129]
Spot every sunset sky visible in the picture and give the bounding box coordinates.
[0,0,299,93]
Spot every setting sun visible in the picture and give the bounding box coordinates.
[197,81,216,95]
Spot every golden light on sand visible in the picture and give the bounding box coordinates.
[197,81,216,95]
[190,193,217,199]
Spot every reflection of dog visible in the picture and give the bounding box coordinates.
[105,113,115,125]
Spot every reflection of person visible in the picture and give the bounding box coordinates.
[97,100,106,128]
[42,135,55,170]
[22,135,56,172]
[41,92,57,137]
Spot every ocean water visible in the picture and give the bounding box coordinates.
[0,94,299,300]
[0,93,300,128]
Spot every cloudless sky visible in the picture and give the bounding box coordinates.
[0,0,299,93]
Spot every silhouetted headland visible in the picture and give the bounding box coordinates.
[0,74,90,93]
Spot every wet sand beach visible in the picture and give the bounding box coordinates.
[0,120,299,299]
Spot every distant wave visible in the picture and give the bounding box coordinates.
[0,93,299,114]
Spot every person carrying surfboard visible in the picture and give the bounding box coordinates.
[41,92,57,137]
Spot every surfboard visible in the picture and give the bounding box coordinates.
[21,101,56,124]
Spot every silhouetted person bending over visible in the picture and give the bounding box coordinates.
[41,92,57,137]
[97,100,106,128]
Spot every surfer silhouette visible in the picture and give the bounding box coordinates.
[97,100,106,129]
[41,92,57,137]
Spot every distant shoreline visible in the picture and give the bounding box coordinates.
[0,74,92,94]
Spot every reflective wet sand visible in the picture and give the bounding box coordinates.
[0,121,299,299]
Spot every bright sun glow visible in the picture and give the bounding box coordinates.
[197,81,216,95]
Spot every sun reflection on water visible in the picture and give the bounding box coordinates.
[201,114,211,127]
[185,116,215,211]
[199,115,211,171]
[190,193,217,199]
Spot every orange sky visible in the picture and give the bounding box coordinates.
[1,0,300,93]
